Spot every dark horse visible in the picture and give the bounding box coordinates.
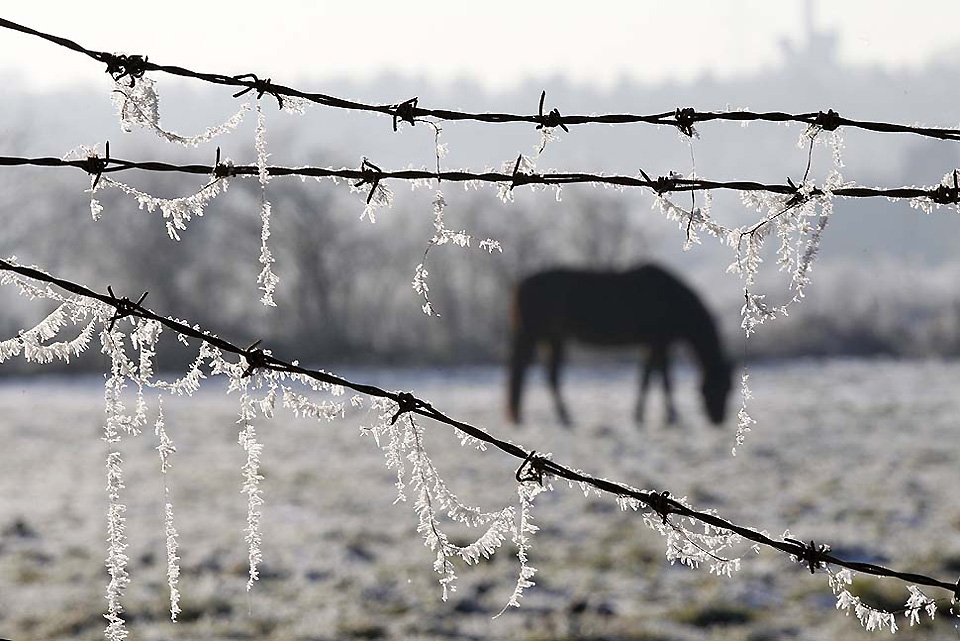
[507,264,732,426]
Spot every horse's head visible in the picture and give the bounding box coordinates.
[701,359,733,425]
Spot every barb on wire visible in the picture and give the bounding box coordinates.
[0,256,956,599]
[241,339,269,378]
[787,538,832,575]
[930,169,960,205]
[674,107,698,138]
[5,17,960,141]
[515,450,546,485]
[231,73,284,110]
[509,154,529,191]
[353,158,384,204]
[648,490,674,525]
[102,53,149,86]
[212,146,236,179]
[815,109,842,132]
[638,168,679,195]
[536,90,569,133]
[390,391,428,425]
[393,97,419,132]
[105,286,147,332]
[81,140,110,190]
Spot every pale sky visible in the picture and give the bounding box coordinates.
[1,1,958,91]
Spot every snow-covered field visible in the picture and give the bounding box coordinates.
[1,359,958,641]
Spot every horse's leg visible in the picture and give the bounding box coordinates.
[636,347,655,424]
[507,330,536,425]
[654,345,679,425]
[547,339,572,427]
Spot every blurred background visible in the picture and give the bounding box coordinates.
[2,3,960,641]
[3,0,960,369]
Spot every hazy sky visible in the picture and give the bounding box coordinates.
[1,1,959,92]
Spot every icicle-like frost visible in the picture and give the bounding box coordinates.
[732,369,755,456]
[828,569,899,633]
[618,488,748,576]
[112,76,249,146]
[163,502,181,621]
[254,101,279,307]
[154,399,181,620]
[797,123,845,169]
[360,401,514,599]
[281,386,345,421]
[235,374,265,591]
[731,171,849,335]
[495,481,545,617]
[496,155,536,203]
[12,259,957,633]
[412,191,502,316]
[536,125,560,155]
[93,175,229,241]
[101,327,140,641]
[904,585,939,626]
[0,302,97,364]
[827,568,947,632]
[406,410,513,599]
[0,261,378,625]
[350,158,394,223]
[909,168,960,215]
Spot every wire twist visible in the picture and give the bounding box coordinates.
[232,73,285,109]
[105,286,148,332]
[99,52,149,85]
[392,97,419,131]
[786,538,832,575]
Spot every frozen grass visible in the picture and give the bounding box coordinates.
[0,359,958,641]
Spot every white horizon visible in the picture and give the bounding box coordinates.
[0,0,958,94]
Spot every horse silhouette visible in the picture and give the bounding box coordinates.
[507,264,732,426]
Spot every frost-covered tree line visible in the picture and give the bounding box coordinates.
[8,145,960,373]
[0,164,658,370]
[0,17,959,640]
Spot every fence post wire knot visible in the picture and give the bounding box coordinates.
[106,286,147,332]
[510,154,529,191]
[232,73,284,109]
[814,109,842,132]
[241,339,269,378]
[515,450,546,486]
[99,52,149,85]
[648,490,674,524]
[787,538,832,574]
[354,158,384,204]
[783,176,810,209]
[930,169,960,205]
[392,97,419,131]
[536,90,569,133]
[673,107,698,137]
[389,391,426,425]
[212,147,236,179]
[82,141,110,190]
[639,168,677,195]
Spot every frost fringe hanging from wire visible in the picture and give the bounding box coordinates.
[0,258,954,641]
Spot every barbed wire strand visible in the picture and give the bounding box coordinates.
[3,17,960,142]
[1,257,956,598]
[3,153,960,205]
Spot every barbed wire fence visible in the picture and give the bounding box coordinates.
[1,16,959,640]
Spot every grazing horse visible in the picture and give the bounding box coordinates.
[507,264,732,426]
